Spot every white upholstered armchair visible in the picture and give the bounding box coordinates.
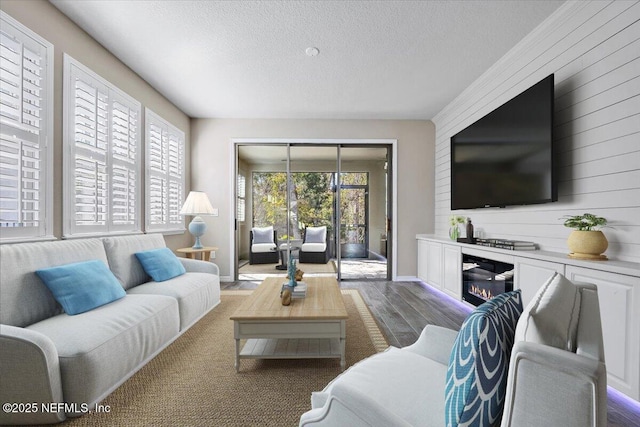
[249,226,278,264]
[299,226,330,264]
[299,273,607,427]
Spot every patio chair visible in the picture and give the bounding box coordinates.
[299,226,330,264]
[249,226,278,264]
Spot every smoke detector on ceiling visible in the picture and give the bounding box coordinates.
[305,47,320,57]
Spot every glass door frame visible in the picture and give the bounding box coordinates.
[338,179,369,260]
[232,138,397,282]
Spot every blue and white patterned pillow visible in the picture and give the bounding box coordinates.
[445,290,523,427]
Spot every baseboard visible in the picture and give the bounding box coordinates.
[395,275,421,282]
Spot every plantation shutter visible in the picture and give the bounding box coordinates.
[237,173,246,222]
[0,12,53,242]
[109,94,138,230]
[63,55,141,237]
[145,109,185,233]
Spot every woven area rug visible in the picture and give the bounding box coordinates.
[63,290,387,426]
[239,261,336,281]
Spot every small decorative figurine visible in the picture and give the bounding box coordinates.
[281,288,292,306]
[287,253,297,288]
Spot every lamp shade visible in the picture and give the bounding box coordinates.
[179,191,214,216]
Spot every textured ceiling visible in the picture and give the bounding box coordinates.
[50,0,564,120]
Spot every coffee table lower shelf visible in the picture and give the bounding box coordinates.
[231,277,348,372]
[239,337,343,360]
[234,322,346,372]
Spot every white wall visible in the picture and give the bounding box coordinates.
[190,119,434,279]
[433,0,640,263]
[0,0,192,250]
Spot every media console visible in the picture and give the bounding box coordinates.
[416,234,640,402]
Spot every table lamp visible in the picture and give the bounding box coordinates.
[179,191,215,249]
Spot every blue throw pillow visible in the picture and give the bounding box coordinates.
[36,260,126,315]
[135,247,186,282]
[445,290,523,427]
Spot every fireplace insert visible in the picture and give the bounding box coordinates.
[462,254,514,306]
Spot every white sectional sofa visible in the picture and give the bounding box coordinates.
[0,234,220,425]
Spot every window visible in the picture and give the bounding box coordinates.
[63,54,141,237]
[252,172,333,234]
[0,11,54,243]
[237,172,246,223]
[145,109,185,233]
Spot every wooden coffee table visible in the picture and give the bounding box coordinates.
[230,276,348,372]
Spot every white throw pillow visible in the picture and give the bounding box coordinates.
[305,226,327,243]
[515,272,581,351]
[252,226,274,244]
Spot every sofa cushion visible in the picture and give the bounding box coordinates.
[0,238,109,327]
[27,294,179,412]
[135,248,186,282]
[35,260,126,315]
[305,226,326,243]
[300,242,326,253]
[126,272,218,330]
[323,347,447,427]
[252,226,274,244]
[251,243,277,253]
[102,234,166,290]
[445,290,523,427]
[515,272,581,351]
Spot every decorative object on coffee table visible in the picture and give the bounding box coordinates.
[449,215,466,241]
[287,254,297,287]
[281,288,292,306]
[288,265,304,282]
[562,213,609,260]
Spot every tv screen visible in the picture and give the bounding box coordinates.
[451,74,557,210]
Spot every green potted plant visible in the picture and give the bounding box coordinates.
[562,213,609,260]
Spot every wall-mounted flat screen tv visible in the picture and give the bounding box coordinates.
[451,74,557,210]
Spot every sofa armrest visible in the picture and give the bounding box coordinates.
[402,324,458,365]
[179,258,220,276]
[0,324,65,424]
[501,341,607,427]
[299,381,412,427]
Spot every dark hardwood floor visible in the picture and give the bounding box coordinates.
[221,279,640,426]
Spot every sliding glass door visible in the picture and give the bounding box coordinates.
[235,142,390,281]
[236,144,288,280]
[338,146,389,280]
[290,145,338,276]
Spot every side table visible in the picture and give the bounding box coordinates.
[275,240,302,270]
[176,246,218,262]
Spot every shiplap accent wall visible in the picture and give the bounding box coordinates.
[432,0,640,263]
